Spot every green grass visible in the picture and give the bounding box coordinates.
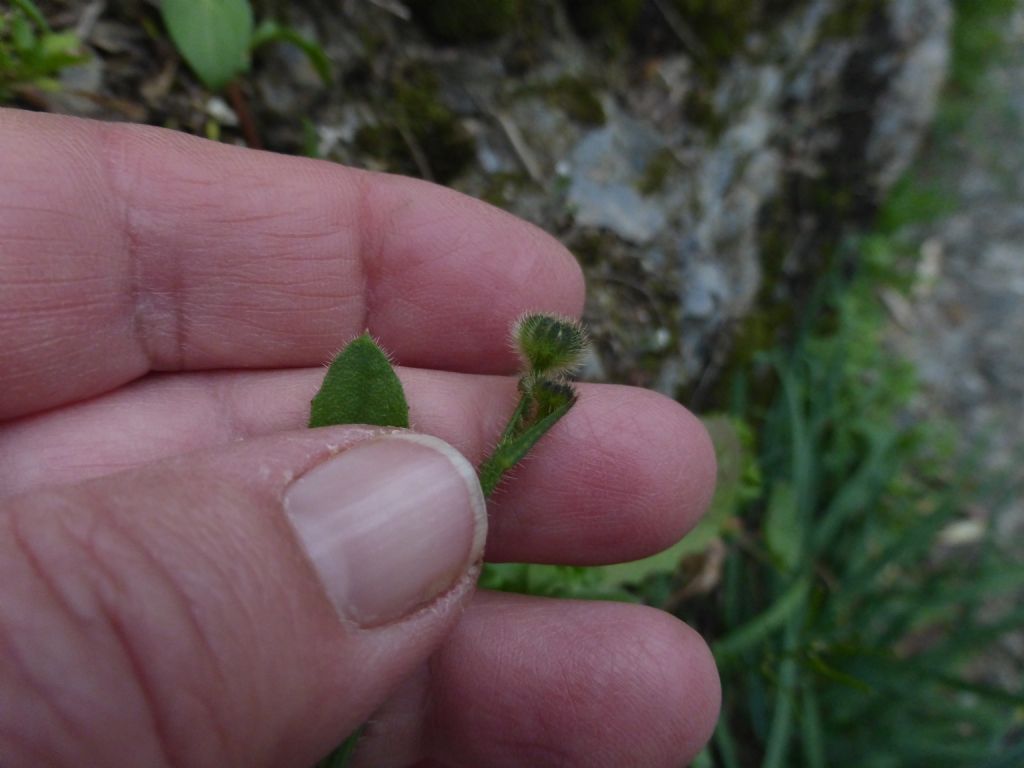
[485,231,1023,764]
[932,0,1019,139]
[694,239,1022,766]
[949,0,1018,95]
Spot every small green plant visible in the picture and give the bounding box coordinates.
[478,314,587,495]
[159,0,331,92]
[307,314,589,766]
[0,0,87,103]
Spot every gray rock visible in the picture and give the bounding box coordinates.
[868,0,952,190]
[566,116,669,244]
[245,0,953,394]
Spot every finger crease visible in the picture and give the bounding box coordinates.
[98,123,187,372]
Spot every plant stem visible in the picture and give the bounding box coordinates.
[478,390,532,497]
[225,79,262,149]
[478,390,574,498]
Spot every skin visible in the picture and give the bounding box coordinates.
[0,108,720,767]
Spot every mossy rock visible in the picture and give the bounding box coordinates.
[407,0,522,44]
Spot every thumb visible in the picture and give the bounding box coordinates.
[0,428,486,768]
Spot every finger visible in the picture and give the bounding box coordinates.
[0,108,584,420]
[0,428,486,767]
[0,369,716,565]
[353,591,720,768]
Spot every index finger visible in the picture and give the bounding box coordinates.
[0,109,583,420]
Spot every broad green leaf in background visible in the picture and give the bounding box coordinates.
[251,20,332,85]
[160,0,253,91]
[309,333,409,429]
[11,0,49,32]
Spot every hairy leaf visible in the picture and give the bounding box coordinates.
[309,334,409,429]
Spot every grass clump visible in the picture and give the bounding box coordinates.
[489,242,1022,765]
[697,243,1022,767]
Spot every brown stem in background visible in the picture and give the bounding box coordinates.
[225,79,262,149]
[13,87,51,113]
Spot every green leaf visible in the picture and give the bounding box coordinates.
[40,31,83,58]
[309,334,409,429]
[160,0,253,91]
[251,20,332,85]
[12,0,49,32]
[530,378,575,419]
[11,14,35,53]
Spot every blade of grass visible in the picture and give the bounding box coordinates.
[812,430,900,552]
[799,682,825,768]
[12,0,50,32]
[762,615,802,768]
[976,741,1024,768]
[713,711,742,768]
[714,579,809,663]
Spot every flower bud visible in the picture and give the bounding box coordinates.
[512,313,588,376]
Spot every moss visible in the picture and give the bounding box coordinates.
[546,76,605,125]
[684,86,727,138]
[563,0,642,41]
[672,0,759,62]
[407,0,521,44]
[354,123,398,160]
[355,67,475,185]
[818,0,883,40]
[951,0,1018,93]
[637,148,676,196]
[480,172,529,209]
[569,230,618,268]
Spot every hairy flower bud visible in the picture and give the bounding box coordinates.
[512,313,589,377]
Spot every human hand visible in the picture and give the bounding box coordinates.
[0,108,719,767]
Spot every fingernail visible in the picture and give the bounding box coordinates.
[284,433,487,627]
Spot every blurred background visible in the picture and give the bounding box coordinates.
[3,0,1022,764]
